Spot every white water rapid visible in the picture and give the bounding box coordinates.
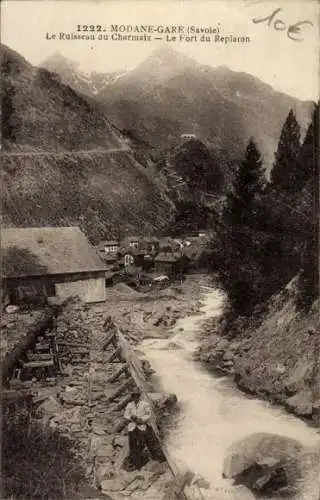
[141,286,320,500]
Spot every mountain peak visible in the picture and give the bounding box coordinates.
[129,45,197,84]
[146,45,197,67]
[42,51,80,72]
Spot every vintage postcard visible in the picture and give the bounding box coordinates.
[1,1,319,499]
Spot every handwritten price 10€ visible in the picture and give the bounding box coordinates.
[252,8,313,41]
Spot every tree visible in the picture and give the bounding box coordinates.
[173,139,223,193]
[296,102,319,309]
[210,139,267,314]
[172,200,210,235]
[271,109,301,191]
[225,137,265,227]
[296,102,319,190]
[296,224,319,310]
[1,58,16,142]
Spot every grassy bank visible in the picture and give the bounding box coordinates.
[2,404,90,499]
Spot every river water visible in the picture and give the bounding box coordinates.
[141,286,320,500]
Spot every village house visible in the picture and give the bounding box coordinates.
[158,236,181,252]
[98,240,120,255]
[123,252,135,267]
[143,237,160,253]
[154,251,188,280]
[121,248,154,272]
[121,235,140,250]
[180,133,197,140]
[1,227,107,304]
[95,240,120,267]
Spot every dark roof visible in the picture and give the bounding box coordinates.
[144,237,160,243]
[182,245,206,260]
[122,235,140,243]
[2,227,106,278]
[97,252,118,263]
[154,251,184,263]
[158,237,181,251]
[120,247,148,257]
[101,240,119,246]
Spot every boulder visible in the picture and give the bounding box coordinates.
[91,436,114,458]
[61,387,86,406]
[284,362,313,395]
[100,471,145,494]
[141,459,167,476]
[222,350,234,362]
[112,435,127,449]
[39,395,62,416]
[148,392,178,410]
[232,459,288,494]
[285,390,313,417]
[221,360,234,369]
[215,338,230,353]
[60,406,83,424]
[6,305,20,314]
[223,432,304,495]
[92,425,107,436]
[253,466,288,493]
[101,476,127,493]
[94,464,115,486]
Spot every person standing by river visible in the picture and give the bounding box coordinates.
[124,388,156,469]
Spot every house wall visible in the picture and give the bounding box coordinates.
[105,245,119,254]
[124,254,134,267]
[4,271,106,304]
[55,276,105,303]
[155,262,173,276]
[129,241,139,248]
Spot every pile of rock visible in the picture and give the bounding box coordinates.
[98,460,170,498]
[34,300,175,499]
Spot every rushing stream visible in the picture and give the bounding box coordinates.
[141,286,320,500]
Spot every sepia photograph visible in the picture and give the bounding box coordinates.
[1,1,319,499]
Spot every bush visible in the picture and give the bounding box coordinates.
[2,404,86,499]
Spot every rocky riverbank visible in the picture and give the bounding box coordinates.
[2,294,187,499]
[103,274,210,341]
[195,282,320,426]
[34,297,180,500]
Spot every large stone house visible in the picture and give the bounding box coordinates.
[2,227,107,304]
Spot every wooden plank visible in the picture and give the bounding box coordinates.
[105,378,134,403]
[28,354,53,361]
[106,346,122,363]
[116,328,194,500]
[107,364,129,383]
[102,331,117,351]
[44,332,56,338]
[22,360,54,368]
[56,341,88,348]
[2,306,60,385]
[2,389,33,402]
[110,393,132,413]
[35,343,50,351]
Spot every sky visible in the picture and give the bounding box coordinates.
[1,0,319,101]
